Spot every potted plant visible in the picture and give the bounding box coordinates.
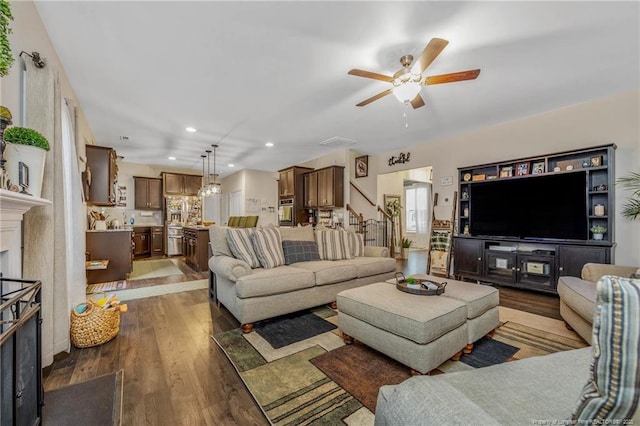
[0,105,11,189]
[617,171,640,220]
[3,126,50,197]
[590,225,607,240]
[0,0,14,77]
[401,237,412,259]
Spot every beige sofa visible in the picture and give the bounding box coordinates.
[208,225,396,332]
[557,263,637,343]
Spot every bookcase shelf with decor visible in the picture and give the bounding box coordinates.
[453,144,615,293]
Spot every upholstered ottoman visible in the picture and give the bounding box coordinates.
[337,282,469,374]
[387,274,500,353]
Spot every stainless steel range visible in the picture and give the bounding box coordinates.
[167,225,184,256]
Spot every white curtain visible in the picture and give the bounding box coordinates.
[22,60,85,366]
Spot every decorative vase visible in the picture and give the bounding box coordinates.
[4,143,47,197]
[400,247,408,260]
[593,233,603,241]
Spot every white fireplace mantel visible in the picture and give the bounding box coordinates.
[0,189,52,278]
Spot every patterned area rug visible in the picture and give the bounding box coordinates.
[212,308,587,425]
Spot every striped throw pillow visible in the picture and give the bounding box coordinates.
[572,275,640,422]
[251,227,285,269]
[227,228,260,268]
[346,229,365,257]
[315,229,351,261]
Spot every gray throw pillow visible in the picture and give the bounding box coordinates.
[282,240,320,265]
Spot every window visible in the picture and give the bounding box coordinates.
[404,183,430,234]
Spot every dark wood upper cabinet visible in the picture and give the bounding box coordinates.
[184,175,202,196]
[86,145,118,206]
[278,168,295,198]
[134,177,162,209]
[304,172,318,208]
[162,172,202,196]
[303,166,344,208]
[164,173,184,195]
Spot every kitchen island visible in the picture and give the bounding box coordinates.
[86,229,133,284]
[183,226,210,272]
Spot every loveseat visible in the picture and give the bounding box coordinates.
[376,274,640,425]
[208,224,396,332]
[557,263,638,343]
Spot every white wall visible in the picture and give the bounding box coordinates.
[369,91,640,266]
[220,169,278,226]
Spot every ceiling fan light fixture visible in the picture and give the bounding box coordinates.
[392,81,421,103]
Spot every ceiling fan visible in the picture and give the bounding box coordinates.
[348,38,480,109]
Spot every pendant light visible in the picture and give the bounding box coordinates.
[197,154,206,197]
[209,144,221,194]
[204,149,212,196]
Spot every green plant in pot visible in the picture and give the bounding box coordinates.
[617,171,640,220]
[4,127,50,197]
[400,237,412,259]
[0,0,15,77]
[590,225,607,240]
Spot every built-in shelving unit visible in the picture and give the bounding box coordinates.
[454,144,616,293]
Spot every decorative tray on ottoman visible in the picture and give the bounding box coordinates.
[394,272,447,296]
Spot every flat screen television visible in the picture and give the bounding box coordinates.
[469,171,588,240]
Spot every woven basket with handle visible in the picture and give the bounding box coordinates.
[70,295,120,348]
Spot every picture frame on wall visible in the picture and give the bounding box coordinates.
[355,155,368,178]
[500,166,513,178]
[515,162,530,176]
[532,161,545,175]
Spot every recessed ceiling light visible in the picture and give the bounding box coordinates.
[185,127,197,133]
[265,142,274,147]
[168,156,176,160]
[228,164,235,168]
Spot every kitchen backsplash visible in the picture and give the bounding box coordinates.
[86,206,163,228]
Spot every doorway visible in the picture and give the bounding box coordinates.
[377,166,432,255]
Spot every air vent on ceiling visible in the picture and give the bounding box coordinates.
[119,136,129,141]
[319,136,357,148]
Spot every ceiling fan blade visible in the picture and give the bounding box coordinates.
[425,69,481,85]
[413,38,449,74]
[410,94,425,109]
[348,69,394,82]
[356,88,393,107]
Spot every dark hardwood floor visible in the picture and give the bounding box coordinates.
[47,249,560,424]
[45,289,267,425]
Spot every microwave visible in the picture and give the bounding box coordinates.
[278,199,294,226]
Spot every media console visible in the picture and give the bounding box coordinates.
[454,144,615,293]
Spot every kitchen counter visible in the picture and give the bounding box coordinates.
[86,229,132,233]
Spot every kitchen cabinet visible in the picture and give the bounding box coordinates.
[162,172,203,196]
[134,177,163,209]
[303,172,318,208]
[86,230,133,284]
[133,227,151,258]
[279,168,295,198]
[303,166,344,208]
[86,145,118,206]
[184,227,210,272]
[151,226,164,255]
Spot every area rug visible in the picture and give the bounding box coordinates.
[86,280,127,293]
[213,308,587,425]
[128,259,184,280]
[43,370,123,426]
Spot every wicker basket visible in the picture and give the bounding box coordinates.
[70,298,120,348]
